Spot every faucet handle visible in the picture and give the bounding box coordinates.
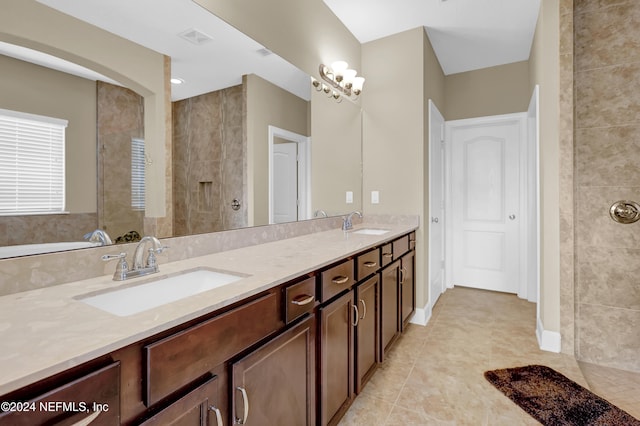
[102,253,129,281]
[146,245,168,268]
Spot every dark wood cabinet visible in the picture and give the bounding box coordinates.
[143,292,281,406]
[400,250,416,330]
[1,230,417,426]
[354,275,379,394]
[231,315,315,426]
[140,376,222,426]
[0,362,120,426]
[319,291,354,426]
[381,260,400,358]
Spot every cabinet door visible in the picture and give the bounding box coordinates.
[231,316,315,426]
[355,275,379,394]
[319,291,354,426]
[140,376,223,426]
[381,260,400,358]
[400,250,416,330]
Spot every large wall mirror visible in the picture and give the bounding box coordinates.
[0,0,362,258]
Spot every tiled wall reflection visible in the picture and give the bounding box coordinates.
[96,82,145,241]
[172,86,247,236]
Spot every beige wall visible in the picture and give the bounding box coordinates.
[362,27,445,311]
[1,0,169,221]
[310,88,362,217]
[245,74,310,226]
[445,61,530,120]
[0,54,97,214]
[529,0,561,341]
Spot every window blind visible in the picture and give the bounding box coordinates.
[0,109,67,215]
[131,137,145,211]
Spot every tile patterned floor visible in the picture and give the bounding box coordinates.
[338,286,640,425]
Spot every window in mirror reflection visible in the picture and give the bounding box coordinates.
[131,137,145,211]
[0,109,67,215]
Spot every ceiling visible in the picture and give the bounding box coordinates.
[324,0,541,75]
[15,0,540,100]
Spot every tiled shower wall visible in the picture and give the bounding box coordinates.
[574,0,640,372]
[0,213,97,246]
[172,86,247,236]
[96,81,145,241]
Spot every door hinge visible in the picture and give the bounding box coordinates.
[440,124,445,143]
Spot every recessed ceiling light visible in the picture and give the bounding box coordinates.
[170,78,184,85]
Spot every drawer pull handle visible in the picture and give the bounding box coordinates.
[363,261,378,268]
[332,275,349,284]
[70,411,101,426]
[235,386,249,424]
[382,253,393,258]
[291,294,314,306]
[352,304,359,327]
[359,299,367,320]
[209,405,224,426]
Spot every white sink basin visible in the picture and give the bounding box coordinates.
[353,228,390,235]
[78,268,247,316]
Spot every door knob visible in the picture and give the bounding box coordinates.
[509,214,516,220]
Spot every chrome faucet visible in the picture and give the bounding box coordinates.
[102,236,168,281]
[342,211,363,231]
[84,229,113,245]
[315,210,328,218]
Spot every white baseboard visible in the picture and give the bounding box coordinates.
[536,317,561,353]
[409,302,432,326]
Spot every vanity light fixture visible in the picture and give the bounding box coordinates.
[311,61,365,103]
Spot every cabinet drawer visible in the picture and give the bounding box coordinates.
[392,235,410,260]
[0,362,120,426]
[320,259,354,302]
[380,243,394,267]
[285,276,317,324]
[144,292,281,406]
[356,248,380,281]
[409,232,416,250]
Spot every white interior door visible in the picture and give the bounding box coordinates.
[272,141,298,223]
[428,100,445,309]
[268,126,311,224]
[449,116,524,294]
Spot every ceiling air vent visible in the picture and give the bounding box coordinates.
[178,28,214,45]
[256,48,273,57]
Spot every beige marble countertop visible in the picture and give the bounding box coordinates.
[0,222,417,395]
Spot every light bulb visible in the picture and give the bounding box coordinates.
[330,61,348,74]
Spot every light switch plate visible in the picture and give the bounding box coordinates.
[346,191,353,204]
[371,191,380,204]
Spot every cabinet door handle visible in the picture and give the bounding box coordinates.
[363,261,377,268]
[69,411,101,426]
[382,252,393,259]
[332,275,349,284]
[209,405,224,426]
[400,266,407,284]
[235,386,249,425]
[359,299,367,320]
[291,294,314,306]
[352,304,359,327]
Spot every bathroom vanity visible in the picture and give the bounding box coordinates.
[0,224,416,425]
